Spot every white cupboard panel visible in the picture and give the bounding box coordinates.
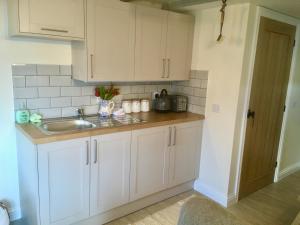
[38,138,90,225]
[90,132,131,215]
[130,126,170,201]
[87,0,135,81]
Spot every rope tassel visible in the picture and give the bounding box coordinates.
[217,0,227,42]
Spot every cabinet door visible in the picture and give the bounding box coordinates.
[90,132,131,215]
[38,138,90,225]
[87,0,135,82]
[166,12,194,80]
[135,5,168,81]
[130,126,170,201]
[18,0,85,39]
[169,122,202,187]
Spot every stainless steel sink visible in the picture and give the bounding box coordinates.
[40,120,96,134]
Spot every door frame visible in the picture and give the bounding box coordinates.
[235,6,300,198]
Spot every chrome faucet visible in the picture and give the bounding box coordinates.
[77,108,85,120]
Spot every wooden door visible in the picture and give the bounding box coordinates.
[19,0,85,39]
[87,0,135,81]
[38,138,90,225]
[135,5,168,81]
[130,126,170,201]
[169,122,202,187]
[90,132,131,215]
[239,17,296,199]
[166,12,194,81]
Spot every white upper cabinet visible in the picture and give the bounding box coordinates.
[86,0,135,82]
[8,0,85,40]
[130,126,170,201]
[38,138,90,225]
[135,6,168,81]
[169,122,202,187]
[166,12,194,81]
[90,132,131,215]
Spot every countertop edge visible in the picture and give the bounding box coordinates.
[16,113,205,145]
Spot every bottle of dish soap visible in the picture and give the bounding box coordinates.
[15,104,30,124]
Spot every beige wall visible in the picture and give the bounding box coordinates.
[191,3,251,205]
[0,0,71,219]
[280,27,300,174]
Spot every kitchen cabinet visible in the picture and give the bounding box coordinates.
[38,138,90,225]
[134,5,168,81]
[8,0,85,40]
[130,126,170,201]
[72,0,135,82]
[166,12,194,81]
[90,132,131,215]
[135,6,194,81]
[169,122,202,187]
[17,119,202,225]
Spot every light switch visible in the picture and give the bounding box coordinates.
[212,104,220,113]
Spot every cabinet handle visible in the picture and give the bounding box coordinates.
[90,54,94,79]
[173,126,176,146]
[41,27,68,33]
[94,139,98,164]
[162,58,166,78]
[167,59,170,78]
[86,141,90,165]
[168,127,172,147]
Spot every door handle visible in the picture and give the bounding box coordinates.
[168,127,172,147]
[162,58,166,78]
[247,109,255,119]
[86,141,90,165]
[90,54,94,79]
[173,126,176,146]
[167,59,170,78]
[93,139,98,164]
[41,27,69,33]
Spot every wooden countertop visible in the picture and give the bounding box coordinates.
[16,111,205,145]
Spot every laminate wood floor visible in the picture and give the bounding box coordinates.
[11,171,300,225]
[107,171,300,225]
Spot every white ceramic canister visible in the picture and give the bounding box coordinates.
[122,100,132,114]
[131,99,141,113]
[141,99,150,112]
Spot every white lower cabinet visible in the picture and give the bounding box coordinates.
[20,121,202,225]
[90,132,131,215]
[38,138,90,225]
[169,122,202,187]
[130,126,170,201]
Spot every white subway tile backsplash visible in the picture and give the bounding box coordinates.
[13,76,26,88]
[12,64,208,118]
[37,65,60,76]
[12,64,37,76]
[59,65,72,76]
[39,108,62,119]
[27,98,50,109]
[82,86,95,96]
[38,87,60,97]
[26,76,49,87]
[50,76,72,86]
[72,96,91,107]
[61,87,81,96]
[14,88,38,98]
[51,97,71,108]
[61,107,77,117]
[14,99,26,110]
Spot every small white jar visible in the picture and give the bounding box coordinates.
[131,99,141,113]
[141,99,150,112]
[122,100,132,114]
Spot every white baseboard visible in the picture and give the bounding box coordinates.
[9,207,21,221]
[193,180,237,207]
[278,162,300,181]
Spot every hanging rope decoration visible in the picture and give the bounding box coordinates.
[217,0,227,42]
